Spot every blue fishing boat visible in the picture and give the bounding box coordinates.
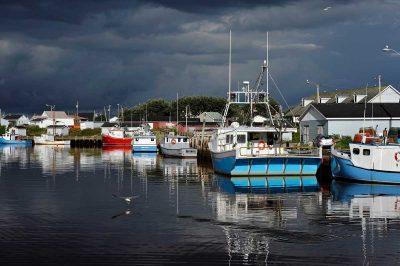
[331,142,400,183]
[0,132,32,145]
[209,32,322,176]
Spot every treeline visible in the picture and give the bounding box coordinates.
[122,96,280,122]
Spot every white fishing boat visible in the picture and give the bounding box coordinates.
[34,134,70,145]
[131,125,157,152]
[160,133,197,158]
[209,32,322,176]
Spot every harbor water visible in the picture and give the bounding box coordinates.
[1,145,400,265]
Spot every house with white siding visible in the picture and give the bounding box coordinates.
[3,114,30,126]
[299,103,400,144]
[31,111,74,128]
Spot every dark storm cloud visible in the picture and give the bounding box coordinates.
[0,0,399,114]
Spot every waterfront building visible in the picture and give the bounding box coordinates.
[299,103,400,143]
[3,114,30,126]
[286,85,400,124]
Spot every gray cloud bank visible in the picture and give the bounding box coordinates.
[0,0,399,113]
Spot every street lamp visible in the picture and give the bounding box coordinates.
[306,80,320,103]
[382,45,400,56]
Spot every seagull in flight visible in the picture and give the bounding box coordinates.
[112,194,139,204]
[323,6,332,11]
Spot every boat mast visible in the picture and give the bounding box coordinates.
[222,30,232,126]
[176,92,179,134]
[265,32,274,127]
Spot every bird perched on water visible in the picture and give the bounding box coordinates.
[112,194,139,204]
[323,6,332,11]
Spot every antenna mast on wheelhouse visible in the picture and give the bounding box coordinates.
[221,31,275,127]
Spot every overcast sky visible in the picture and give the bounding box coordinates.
[0,0,400,114]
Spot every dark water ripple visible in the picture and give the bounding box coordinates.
[1,146,400,265]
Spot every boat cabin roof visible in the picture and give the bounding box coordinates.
[216,126,296,133]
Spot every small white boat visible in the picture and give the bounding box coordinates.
[331,142,400,183]
[160,133,197,158]
[34,134,70,145]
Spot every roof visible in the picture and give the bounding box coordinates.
[4,114,24,120]
[43,111,69,119]
[301,103,400,120]
[304,86,382,102]
[78,112,96,121]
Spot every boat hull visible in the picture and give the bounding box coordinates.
[160,146,197,158]
[102,134,132,146]
[0,138,32,145]
[132,145,157,152]
[34,140,71,145]
[331,152,400,184]
[210,150,322,176]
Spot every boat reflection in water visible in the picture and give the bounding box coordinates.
[330,180,400,219]
[216,175,319,194]
[162,158,198,178]
[101,145,132,163]
[132,152,158,176]
[212,175,322,264]
[329,180,400,265]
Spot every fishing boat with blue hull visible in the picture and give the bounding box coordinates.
[0,132,32,145]
[209,32,322,176]
[331,142,400,183]
[209,127,322,176]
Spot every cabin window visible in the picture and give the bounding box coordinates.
[151,138,154,141]
[363,149,370,156]
[249,133,261,141]
[183,138,188,142]
[353,148,360,155]
[237,135,246,143]
[166,138,169,142]
[135,138,139,141]
[226,134,233,143]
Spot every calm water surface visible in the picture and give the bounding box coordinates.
[1,145,400,265]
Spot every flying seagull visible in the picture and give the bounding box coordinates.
[323,6,332,11]
[112,194,139,204]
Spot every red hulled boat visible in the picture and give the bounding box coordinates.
[102,128,132,146]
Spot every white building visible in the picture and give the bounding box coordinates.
[32,111,74,128]
[8,126,27,136]
[46,125,69,136]
[299,103,400,143]
[3,114,30,126]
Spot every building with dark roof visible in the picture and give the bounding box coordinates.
[3,114,30,126]
[285,85,400,124]
[298,103,400,143]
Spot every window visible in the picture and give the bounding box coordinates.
[249,133,260,141]
[178,138,181,142]
[353,148,360,155]
[183,138,188,142]
[226,134,233,143]
[363,149,370,156]
[317,125,323,135]
[135,138,139,141]
[237,134,246,143]
[151,138,154,141]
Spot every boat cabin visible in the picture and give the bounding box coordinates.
[210,127,280,153]
[133,135,157,145]
[164,136,189,144]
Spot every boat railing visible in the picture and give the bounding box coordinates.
[238,146,321,158]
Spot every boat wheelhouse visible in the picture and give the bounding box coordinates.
[160,133,197,158]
